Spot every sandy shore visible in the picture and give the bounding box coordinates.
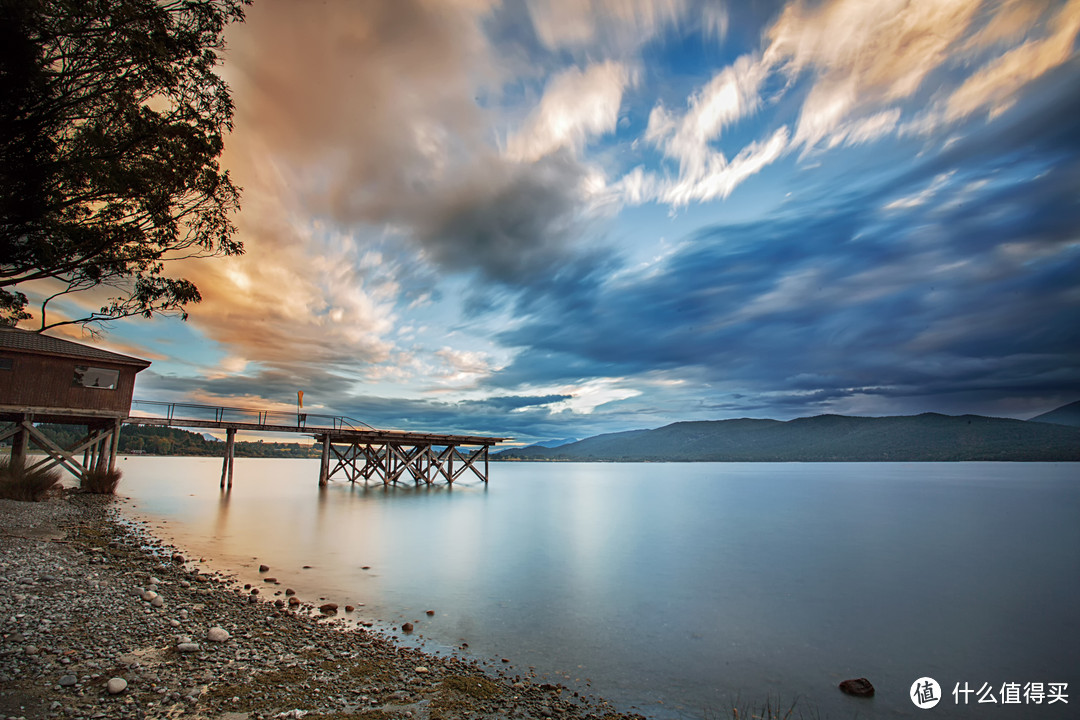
[0,493,645,720]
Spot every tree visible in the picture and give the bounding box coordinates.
[0,0,249,332]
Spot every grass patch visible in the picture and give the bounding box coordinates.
[81,466,122,494]
[0,458,63,501]
[726,696,810,720]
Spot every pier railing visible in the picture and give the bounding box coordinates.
[128,399,374,431]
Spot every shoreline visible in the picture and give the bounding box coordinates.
[0,493,646,720]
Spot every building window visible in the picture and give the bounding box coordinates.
[0,356,11,370]
[73,366,119,390]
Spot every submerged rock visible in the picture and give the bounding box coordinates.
[839,678,875,697]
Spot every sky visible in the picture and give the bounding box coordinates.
[31,0,1080,444]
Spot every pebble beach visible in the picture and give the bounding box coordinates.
[0,493,646,720]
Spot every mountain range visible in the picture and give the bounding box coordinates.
[496,402,1080,462]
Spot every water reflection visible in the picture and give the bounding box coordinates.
[115,458,1080,720]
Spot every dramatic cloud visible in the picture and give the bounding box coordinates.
[69,0,1078,442]
[490,98,1080,422]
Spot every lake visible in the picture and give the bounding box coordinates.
[112,458,1079,719]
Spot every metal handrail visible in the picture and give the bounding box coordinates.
[128,399,375,431]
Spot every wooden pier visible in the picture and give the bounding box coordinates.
[1,330,503,488]
[126,402,504,488]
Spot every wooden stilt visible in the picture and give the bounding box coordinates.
[108,419,122,471]
[319,434,330,487]
[220,428,235,489]
[10,420,28,472]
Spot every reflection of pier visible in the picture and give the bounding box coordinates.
[126,401,504,489]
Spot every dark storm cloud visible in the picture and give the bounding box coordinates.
[413,151,606,291]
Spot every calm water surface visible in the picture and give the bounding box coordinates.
[113,459,1079,719]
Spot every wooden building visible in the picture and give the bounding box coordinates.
[0,326,151,479]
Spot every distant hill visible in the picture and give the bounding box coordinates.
[1029,400,1080,428]
[530,437,580,448]
[495,413,1080,462]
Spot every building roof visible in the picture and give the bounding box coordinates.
[0,327,151,368]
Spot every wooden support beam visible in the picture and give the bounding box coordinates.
[20,421,110,480]
[311,432,497,488]
[9,422,28,472]
[108,419,122,471]
[220,428,235,489]
[0,423,21,446]
[319,434,330,486]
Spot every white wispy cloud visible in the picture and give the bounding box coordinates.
[506,61,634,162]
[646,53,770,178]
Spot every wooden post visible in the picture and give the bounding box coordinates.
[94,433,107,472]
[108,419,122,471]
[484,445,489,484]
[319,434,330,487]
[10,422,28,472]
[220,428,235,489]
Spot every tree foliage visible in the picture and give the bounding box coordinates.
[0,0,249,331]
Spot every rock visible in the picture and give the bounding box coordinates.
[150,595,164,608]
[285,588,296,596]
[288,596,300,606]
[345,605,355,612]
[206,627,230,643]
[319,603,338,614]
[426,610,435,616]
[141,590,158,602]
[839,678,875,697]
[172,553,185,563]
[259,564,270,572]
[176,642,200,653]
[263,577,277,583]
[24,645,39,655]
[107,677,127,694]
[415,666,429,674]
[402,623,414,632]
[59,674,77,687]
